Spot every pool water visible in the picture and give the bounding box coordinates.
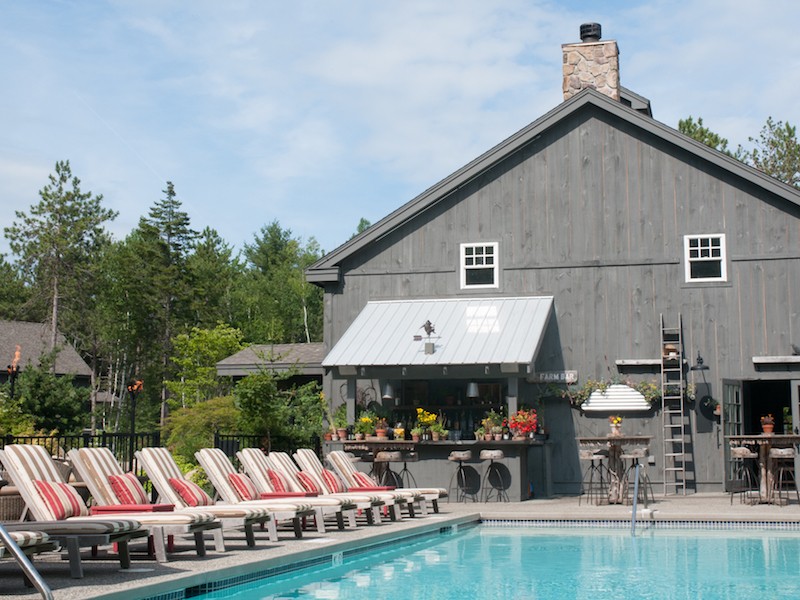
[192,526,800,599]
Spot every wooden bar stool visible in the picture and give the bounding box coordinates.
[480,449,508,502]
[578,448,609,506]
[620,447,654,507]
[769,447,799,506]
[729,445,759,504]
[447,450,477,502]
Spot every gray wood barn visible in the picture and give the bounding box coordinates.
[307,25,800,496]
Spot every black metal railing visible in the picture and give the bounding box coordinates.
[1,431,162,473]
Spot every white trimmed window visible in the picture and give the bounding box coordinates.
[460,242,499,289]
[684,234,727,282]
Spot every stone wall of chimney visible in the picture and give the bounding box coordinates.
[562,40,620,101]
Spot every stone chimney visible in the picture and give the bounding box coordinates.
[562,23,620,101]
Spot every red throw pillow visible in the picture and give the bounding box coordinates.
[266,469,288,493]
[108,472,149,505]
[168,477,213,507]
[321,469,343,493]
[353,471,375,488]
[229,472,258,501]
[34,480,89,520]
[296,471,321,494]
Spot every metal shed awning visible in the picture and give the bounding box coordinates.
[322,296,554,368]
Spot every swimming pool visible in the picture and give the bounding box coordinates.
[185,524,800,600]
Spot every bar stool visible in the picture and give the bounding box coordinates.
[729,445,759,504]
[578,448,609,506]
[620,447,653,507]
[769,447,799,506]
[374,451,404,487]
[447,450,477,502]
[480,449,508,502]
[395,452,419,487]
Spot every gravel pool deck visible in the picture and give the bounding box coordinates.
[2,493,799,600]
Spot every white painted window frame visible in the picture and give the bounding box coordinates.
[460,242,499,289]
[683,233,727,282]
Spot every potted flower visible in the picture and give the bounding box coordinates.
[508,408,538,439]
[430,421,449,442]
[354,410,377,440]
[410,426,423,442]
[491,425,503,440]
[609,415,623,436]
[415,408,437,440]
[761,414,775,434]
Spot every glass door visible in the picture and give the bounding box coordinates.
[722,379,743,492]
[792,380,800,476]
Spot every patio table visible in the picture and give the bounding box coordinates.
[725,434,800,503]
[577,435,652,504]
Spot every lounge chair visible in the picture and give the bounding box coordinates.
[136,447,310,541]
[294,448,420,519]
[68,447,265,549]
[247,449,386,524]
[318,450,438,516]
[0,445,151,577]
[195,448,354,531]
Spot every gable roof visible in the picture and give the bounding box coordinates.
[0,320,92,377]
[308,88,800,284]
[216,342,325,377]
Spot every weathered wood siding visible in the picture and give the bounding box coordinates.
[327,108,799,382]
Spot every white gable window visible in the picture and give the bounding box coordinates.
[460,242,499,289]
[684,234,727,282]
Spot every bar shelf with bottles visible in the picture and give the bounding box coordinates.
[389,380,504,440]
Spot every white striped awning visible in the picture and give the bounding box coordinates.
[323,296,554,368]
[581,384,650,412]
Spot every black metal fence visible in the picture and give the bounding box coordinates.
[1,431,162,473]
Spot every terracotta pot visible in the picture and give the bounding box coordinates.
[375,429,387,438]
[762,423,774,434]
[355,433,365,440]
[431,431,440,441]
[484,434,493,441]
[323,432,333,441]
[411,434,420,442]
[610,424,622,436]
[337,428,348,440]
[493,434,502,441]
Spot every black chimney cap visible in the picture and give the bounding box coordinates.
[580,23,602,43]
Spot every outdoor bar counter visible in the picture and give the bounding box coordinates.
[324,438,552,502]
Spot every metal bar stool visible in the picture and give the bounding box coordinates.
[480,449,508,502]
[729,445,759,504]
[395,452,419,488]
[769,447,799,506]
[620,447,654,507]
[374,451,404,487]
[447,450,477,502]
[578,448,609,506]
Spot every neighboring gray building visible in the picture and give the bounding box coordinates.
[216,343,324,386]
[306,25,800,496]
[0,320,92,384]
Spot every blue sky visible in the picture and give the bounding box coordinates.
[1,1,798,257]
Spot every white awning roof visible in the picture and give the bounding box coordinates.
[323,296,554,368]
[582,384,651,412]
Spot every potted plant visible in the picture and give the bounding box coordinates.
[430,421,448,442]
[491,425,503,440]
[410,426,423,442]
[333,404,348,440]
[354,410,377,440]
[508,408,538,439]
[609,415,623,436]
[374,417,388,439]
[474,426,485,440]
[761,414,775,434]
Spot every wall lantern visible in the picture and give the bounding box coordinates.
[690,352,709,371]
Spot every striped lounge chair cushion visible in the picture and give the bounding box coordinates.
[108,472,149,504]
[352,472,375,488]
[21,518,144,534]
[266,470,289,493]
[168,478,213,507]
[228,472,259,501]
[321,469,344,493]
[33,480,89,520]
[296,472,321,494]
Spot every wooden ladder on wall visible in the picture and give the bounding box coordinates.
[661,313,688,495]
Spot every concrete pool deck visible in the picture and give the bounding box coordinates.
[2,493,799,600]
